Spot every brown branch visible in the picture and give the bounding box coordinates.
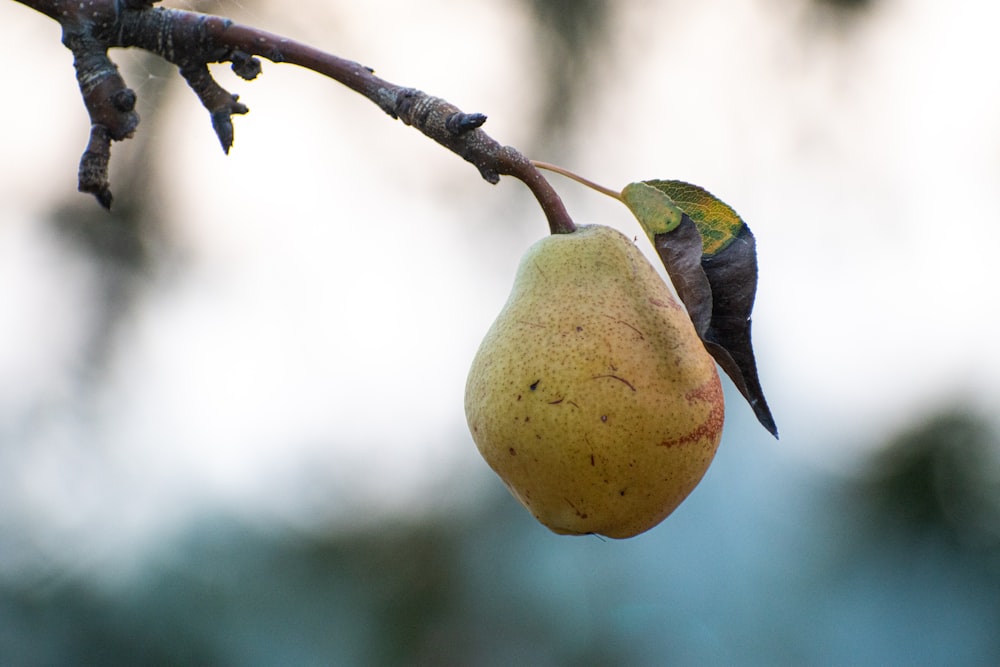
[11,0,576,234]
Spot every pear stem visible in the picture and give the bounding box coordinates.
[510,156,577,235]
[532,161,623,202]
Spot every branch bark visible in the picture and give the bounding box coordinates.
[11,0,576,234]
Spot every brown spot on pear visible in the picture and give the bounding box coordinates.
[464,225,724,539]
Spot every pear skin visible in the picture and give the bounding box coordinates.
[465,225,724,538]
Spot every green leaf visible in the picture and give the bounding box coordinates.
[620,182,685,236]
[643,180,745,256]
[623,179,777,438]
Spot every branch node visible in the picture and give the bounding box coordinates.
[393,88,421,124]
[477,165,501,184]
[78,125,114,209]
[445,112,487,136]
[111,87,137,112]
[211,108,236,154]
[179,64,249,153]
[231,50,262,80]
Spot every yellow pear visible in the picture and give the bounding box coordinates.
[465,224,724,538]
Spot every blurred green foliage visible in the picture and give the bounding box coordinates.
[4,406,1000,666]
[0,503,639,666]
[855,408,1000,553]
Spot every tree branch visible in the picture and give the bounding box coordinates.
[11,0,576,234]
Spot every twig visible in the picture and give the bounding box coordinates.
[11,0,577,234]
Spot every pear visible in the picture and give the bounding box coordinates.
[465,225,724,538]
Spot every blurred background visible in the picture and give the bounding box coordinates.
[2,0,999,664]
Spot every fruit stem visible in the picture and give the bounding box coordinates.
[499,150,575,234]
[532,161,623,202]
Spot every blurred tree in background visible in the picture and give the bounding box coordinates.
[4,404,998,664]
[518,0,612,156]
[856,408,1000,552]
